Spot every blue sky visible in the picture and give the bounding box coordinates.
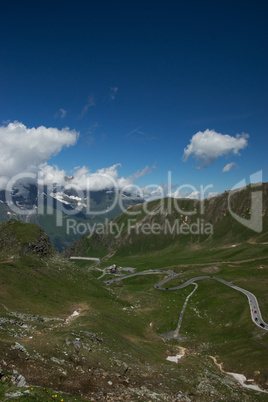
[0,0,267,198]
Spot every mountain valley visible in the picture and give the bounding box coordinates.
[0,183,267,400]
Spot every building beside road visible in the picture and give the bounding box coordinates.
[107,264,118,274]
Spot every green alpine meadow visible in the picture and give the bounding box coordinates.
[0,182,267,400]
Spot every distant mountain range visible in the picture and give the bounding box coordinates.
[0,183,144,251]
[1,181,267,257]
[65,182,268,260]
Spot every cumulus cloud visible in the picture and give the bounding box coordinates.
[38,162,153,193]
[183,129,249,168]
[0,122,78,189]
[38,164,68,187]
[0,121,156,195]
[222,162,238,172]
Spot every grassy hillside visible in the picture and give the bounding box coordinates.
[65,182,268,264]
[0,215,267,399]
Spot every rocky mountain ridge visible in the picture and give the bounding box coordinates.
[66,182,268,258]
[0,219,55,259]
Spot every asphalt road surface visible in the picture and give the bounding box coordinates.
[105,269,268,331]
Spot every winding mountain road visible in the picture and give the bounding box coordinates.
[105,269,268,331]
[160,275,268,331]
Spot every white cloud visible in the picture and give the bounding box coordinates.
[77,164,126,191]
[222,162,237,172]
[38,164,67,187]
[0,121,156,195]
[141,185,166,201]
[38,162,153,193]
[131,165,157,180]
[0,122,78,189]
[0,176,9,190]
[183,129,249,168]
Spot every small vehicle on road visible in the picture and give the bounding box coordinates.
[260,323,265,328]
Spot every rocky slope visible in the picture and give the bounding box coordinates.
[0,219,55,259]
